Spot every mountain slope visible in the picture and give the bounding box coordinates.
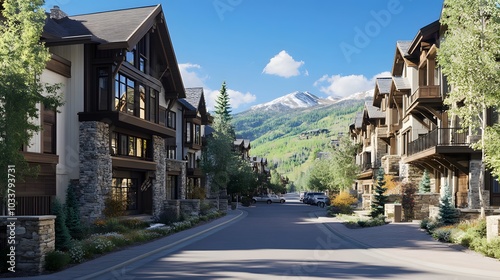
[250,91,334,111]
[233,93,371,188]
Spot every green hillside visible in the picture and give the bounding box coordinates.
[232,99,366,190]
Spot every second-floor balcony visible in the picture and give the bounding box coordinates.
[407,128,476,156]
[408,85,441,106]
[376,126,389,139]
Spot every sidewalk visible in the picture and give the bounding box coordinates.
[18,209,245,280]
[316,212,500,279]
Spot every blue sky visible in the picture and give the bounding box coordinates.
[44,0,444,113]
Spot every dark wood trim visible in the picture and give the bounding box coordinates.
[22,152,59,164]
[46,54,71,78]
[112,157,156,171]
[78,111,175,138]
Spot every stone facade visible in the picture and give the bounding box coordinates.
[381,155,401,175]
[413,194,440,220]
[180,199,201,217]
[163,200,181,221]
[385,204,402,223]
[78,121,112,223]
[152,135,166,219]
[0,216,55,274]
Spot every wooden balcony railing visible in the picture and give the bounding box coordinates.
[408,85,440,107]
[407,128,471,156]
[376,126,389,138]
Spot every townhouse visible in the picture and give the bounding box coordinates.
[13,5,214,222]
[352,19,500,212]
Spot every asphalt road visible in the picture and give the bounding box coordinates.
[94,194,497,280]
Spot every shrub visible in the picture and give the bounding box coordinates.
[418,169,431,193]
[438,183,459,225]
[68,242,85,263]
[432,226,454,242]
[119,218,149,230]
[241,196,252,207]
[200,200,212,215]
[326,206,342,217]
[44,250,71,271]
[93,218,128,234]
[371,169,388,218]
[51,198,71,250]
[332,192,357,214]
[103,196,126,218]
[156,207,180,225]
[359,215,387,227]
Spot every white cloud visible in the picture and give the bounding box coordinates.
[262,50,305,78]
[205,88,257,111]
[314,71,391,98]
[178,63,207,87]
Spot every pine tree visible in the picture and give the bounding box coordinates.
[438,183,459,225]
[214,81,232,123]
[419,169,431,193]
[65,184,82,239]
[370,168,388,218]
[0,0,62,205]
[51,199,71,250]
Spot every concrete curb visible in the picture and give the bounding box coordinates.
[74,210,246,280]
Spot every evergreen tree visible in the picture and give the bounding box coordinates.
[0,0,62,205]
[214,81,232,123]
[418,169,431,193]
[438,0,500,218]
[438,183,459,225]
[51,199,71,250]
[65,184,82,239]
[370,168,388,218]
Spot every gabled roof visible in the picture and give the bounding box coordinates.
[350,111,364,130]
[392,77,411,91]
[407,20,440,57]
[373,77,392,107]
[44,5,161,50]
[364,102,385,119]
[391,41,413,76]
[182,87,210,124]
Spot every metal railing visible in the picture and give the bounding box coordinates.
[407,128,470,156]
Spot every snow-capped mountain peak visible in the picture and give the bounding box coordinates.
[251,91,322,111]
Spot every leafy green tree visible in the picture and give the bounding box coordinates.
[330,136,360,190]
[0,0,62,207]
[438,0,500,217]
[438,183,459,225]
[227,157,258,197]
[370,168,388,218]
[419,169,431,193]
[307,158,332,191]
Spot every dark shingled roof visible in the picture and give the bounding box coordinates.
[184,88,204,110]
[396,41,412,56]
[178,99,196,111]
[365,102,385,119]
[393,77,411,91]
[376,77,392,94]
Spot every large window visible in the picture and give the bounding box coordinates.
[194,124,201,145]
[98,68,109,111]
[111,132,150,159]
[186,122,192,143]
[149,89,158,122]
[125,37,149,74]
[167,111,176,129]
[139,85,146,119]
[111,178,137,211]
[115,74,135,114]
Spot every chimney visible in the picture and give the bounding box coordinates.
[50,5,67,20]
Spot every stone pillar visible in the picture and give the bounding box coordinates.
[180,161,187,199]
[163,200,180,221]
[0,216,55,274]
[78,121,112,223]
[486,215,500,242]
[152,135,166,220]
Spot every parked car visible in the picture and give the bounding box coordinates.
[303,192,324,204]
[311,195,330,208]
[252,194,286,204]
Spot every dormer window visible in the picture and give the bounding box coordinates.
[125,36,149,74]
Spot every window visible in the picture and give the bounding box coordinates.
[43,105,56,154]
[166,175,177,199]
[159,107,166,126]
[98,68,109,111]
[139,85,146,119]
[186,122,192,143]
[126,47,135,66]
[138,38,148,73]
[194,124,201,145]
[167,111,176,129]
[111,132,150,159]
[167,145,176,159]
[149,89,158,122]
[111,178,137,211]
[115,74,135,114]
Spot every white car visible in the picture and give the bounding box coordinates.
[311,195,330,208]
[252,194,286,204]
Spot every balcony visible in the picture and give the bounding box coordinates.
[407,128,473,156]
[376,126,389,139]
[408,85,441,106]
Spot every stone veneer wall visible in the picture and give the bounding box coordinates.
[0,216,55,274]
[152,135,166,219]
[78,121,112,223]
[468,159,490,209]
[180,199,201,217]
[413,194,440,220]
